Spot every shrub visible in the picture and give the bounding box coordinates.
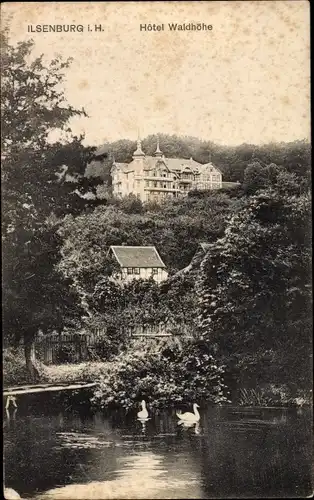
[237,385,312,407]
[55,343,78,363]
[91,338,230,411]
[39,361,111,384]
[3,347,48,386]
[3,348,29,386]
[92,325,127,361]
[238,388,273,407]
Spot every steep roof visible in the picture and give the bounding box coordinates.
[135,156,201,172]
[112,156,222,176]
[198,162,223,175]
[110,246,166,268]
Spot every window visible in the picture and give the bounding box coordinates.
[152,268,158,275]
[163,184,167,188]
[154,182,157,188]
[127,268,133,274]
[133,267,140,274]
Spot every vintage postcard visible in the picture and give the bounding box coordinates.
[2,1,312,499]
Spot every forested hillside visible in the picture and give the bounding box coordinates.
[58,159,312,405]
[85,133,310,183]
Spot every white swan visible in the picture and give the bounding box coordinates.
[176,403,200,423]
[137,400,149,420]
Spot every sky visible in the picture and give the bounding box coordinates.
[2,1,311,147]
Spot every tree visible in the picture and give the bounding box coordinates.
[197,182,311,393]
[119,193,144,214]
[1,31,96,378]
[243,161,271,194]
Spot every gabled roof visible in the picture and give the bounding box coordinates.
[109,246,166,268]
[155,159,171,171]
[181,164,195,172]
[199,163,223,175]
[113,156,222,176]
[165,158,200,171]
[136,156,202,172]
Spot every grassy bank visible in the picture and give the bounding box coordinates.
[3,348,111,387]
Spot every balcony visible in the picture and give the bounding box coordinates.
[144,176,174,181]
[178,178,194,184]
[144,186,181,192]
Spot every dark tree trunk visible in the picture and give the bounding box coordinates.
[24,337,40,382]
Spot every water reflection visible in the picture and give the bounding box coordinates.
[38,450,203,499]
[137,417,150,434]
[3,406,312,499]
[178,420,201,434]
[5,408,17,426]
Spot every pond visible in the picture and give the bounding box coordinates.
[3,403,312,499]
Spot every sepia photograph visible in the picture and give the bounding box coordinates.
[2,1,312,499]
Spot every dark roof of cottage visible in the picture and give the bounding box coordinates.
[110,246,166,268]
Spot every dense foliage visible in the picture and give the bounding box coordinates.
[197,170,312,396]
[57,190,233,289]
[87,134,310,183]
[2,33,311,404]
[92,339,229,410]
